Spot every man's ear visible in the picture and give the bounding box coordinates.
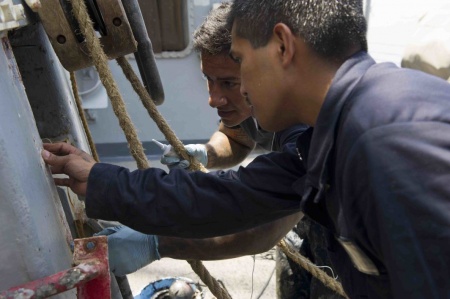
[273,23,296,67]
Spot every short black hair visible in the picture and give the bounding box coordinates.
[193,2,232,55]
[228,0,367,60]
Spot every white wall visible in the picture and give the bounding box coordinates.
[366,0,450,65]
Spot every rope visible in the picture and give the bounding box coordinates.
[115,57,229,298]
[115,57,207,173]
[69,71,99,162]
[188,260,232,299]
[70,0,228,298]
[278,239,348,298]
[71,0,148,170]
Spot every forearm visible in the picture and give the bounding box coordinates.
[85,143,305,238]
[206,124,255,169]
[158,212,303,260]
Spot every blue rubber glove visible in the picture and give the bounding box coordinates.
[158,143,208,169]
[95,226,160,277]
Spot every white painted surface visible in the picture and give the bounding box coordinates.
[194,0,211,7]
[366,0,449,65]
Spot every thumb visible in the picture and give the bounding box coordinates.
[94,226,123,236]
[41,149,68,174]
[41,149,52,162]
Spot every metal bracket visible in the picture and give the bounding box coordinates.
[0,236,111,299]
[74,236,111,299]
[38,0,137,71]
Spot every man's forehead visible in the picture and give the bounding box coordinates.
[203,69,240,81]
[201,56,240,80]
[230,20,241,54]
[202,53,237,67]
[229,38,242,57]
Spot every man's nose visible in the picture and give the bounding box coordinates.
[208,87,227,108]
[240,84,248,99]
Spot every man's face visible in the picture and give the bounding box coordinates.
[230,23,287,132]
[201,52,252,127]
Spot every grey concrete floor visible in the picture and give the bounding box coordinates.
[103,151,278,299]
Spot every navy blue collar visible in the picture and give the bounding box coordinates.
[302,51,376,204]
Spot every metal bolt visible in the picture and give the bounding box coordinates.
[112,17,122,27]
[56,35,66,44]
[86,242,96,250]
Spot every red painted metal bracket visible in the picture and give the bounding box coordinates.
[0,236,110,299]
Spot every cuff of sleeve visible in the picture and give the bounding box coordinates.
[153,235,161,261]
[85,163,122,220]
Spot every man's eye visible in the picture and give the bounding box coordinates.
[202,74,211,81]
[223,81,240,89]
[229,53,241,64]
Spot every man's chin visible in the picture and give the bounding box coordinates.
[255,116,278,132]
[221,117,244,128]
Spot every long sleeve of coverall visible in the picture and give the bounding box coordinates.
[85,143,305,238]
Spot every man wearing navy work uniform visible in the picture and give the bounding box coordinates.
[41,0,450,298]
[226,0,450,298]
[82,3,308,292]
[96,3,334,297]
[154,4,332,298]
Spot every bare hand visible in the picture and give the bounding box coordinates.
[41,142,96,196]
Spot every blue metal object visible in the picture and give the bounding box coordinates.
[134,277,201,299]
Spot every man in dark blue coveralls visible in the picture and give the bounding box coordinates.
[42,0,450,298]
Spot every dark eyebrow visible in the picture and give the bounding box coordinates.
[228,51,239,63]
[203,72,239,82]
[217,77,240,81]
[204,73,240,82]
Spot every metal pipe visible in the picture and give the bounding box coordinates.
[0,236,111,299]
[121,0,165,105]
[0,262,107,299]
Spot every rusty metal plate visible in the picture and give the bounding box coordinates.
[74,236,111,299]
[38,0,137,71]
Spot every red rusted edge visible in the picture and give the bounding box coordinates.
[0,236,110,299]
[74,236,111,299]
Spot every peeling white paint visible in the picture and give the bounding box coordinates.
[77,263,97,272]
[9,288,34,299]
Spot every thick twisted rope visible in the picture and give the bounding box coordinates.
[115,59,229,298]
[278,239,348,298]
[69,71,99,162]
[70,0,229,298]
[116,56,207,173]
[71,0,148,170]
[188,260,232,299]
